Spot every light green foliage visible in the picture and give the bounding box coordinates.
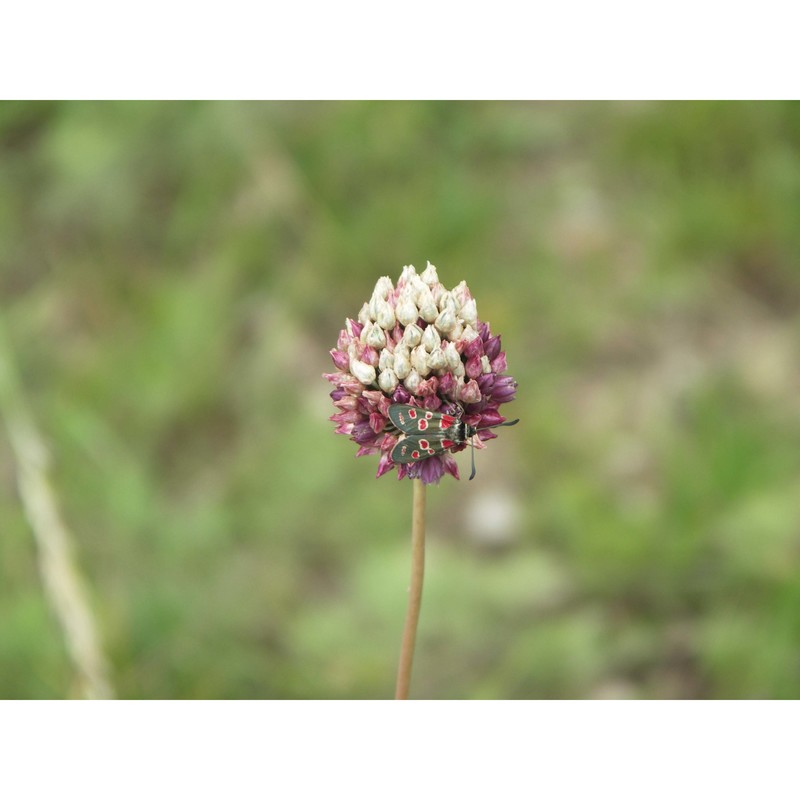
[1,101,799,697]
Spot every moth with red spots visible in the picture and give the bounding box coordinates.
[388,404,519,480]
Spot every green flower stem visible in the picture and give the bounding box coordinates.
[395,479,426,699]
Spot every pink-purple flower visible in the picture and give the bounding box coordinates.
[323,263,517,484]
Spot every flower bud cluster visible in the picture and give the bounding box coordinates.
[324,262,517,484]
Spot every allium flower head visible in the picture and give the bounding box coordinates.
[324,262,518,484]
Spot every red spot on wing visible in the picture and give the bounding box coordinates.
[411,450,420,459]
[425,412,433,419]
[418,419,428,431]
[419,439,429,449]
[442,439,454,448]
[439,415,456,430]
[408,408,417,419]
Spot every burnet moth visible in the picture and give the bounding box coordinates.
[388,403,519,480]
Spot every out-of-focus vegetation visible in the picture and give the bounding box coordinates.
[1,101,799,699]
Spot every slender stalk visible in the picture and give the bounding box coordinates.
[395,479,426,700]
[0,321,114,699]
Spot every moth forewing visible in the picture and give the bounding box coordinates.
[387,404,419,433]
[388,404,458,435]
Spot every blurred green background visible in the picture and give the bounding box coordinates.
[1,101,799,699]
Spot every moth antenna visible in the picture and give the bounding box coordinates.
[468,419,518,480]
[481,418,520,431]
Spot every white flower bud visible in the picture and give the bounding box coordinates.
[358,302,371,325]
[375,297,396,330]
[402,322,423,348]
[481,355,492,374]
[459,297,478,326]
[366,322,387,349]
[421,261,439,286]
[428,346,447,372]
[395,296,419,327]
[359,321,372,343]
[438,291,457,313]
[373,275,393,300]
[417,287,439,323]
[414,282,429,303]
[378,349,395,371]
[449,320,464,341]
[399,264,417,285]
[421,324,440,352]
[378,369,399,393]
[411,345,431,377]
[410,274,427,297]
[404,369,421,393]
[453,360,465,377]
[350,359,376,385]
[393,348,411,379]
[443,341,461,371]
[452,280,471,307]
[368,294,380,320]
[434,307,457,334]
[430,282,445,305]
[460,325,480,343]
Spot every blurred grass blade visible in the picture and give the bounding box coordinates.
[0,319,114,699]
